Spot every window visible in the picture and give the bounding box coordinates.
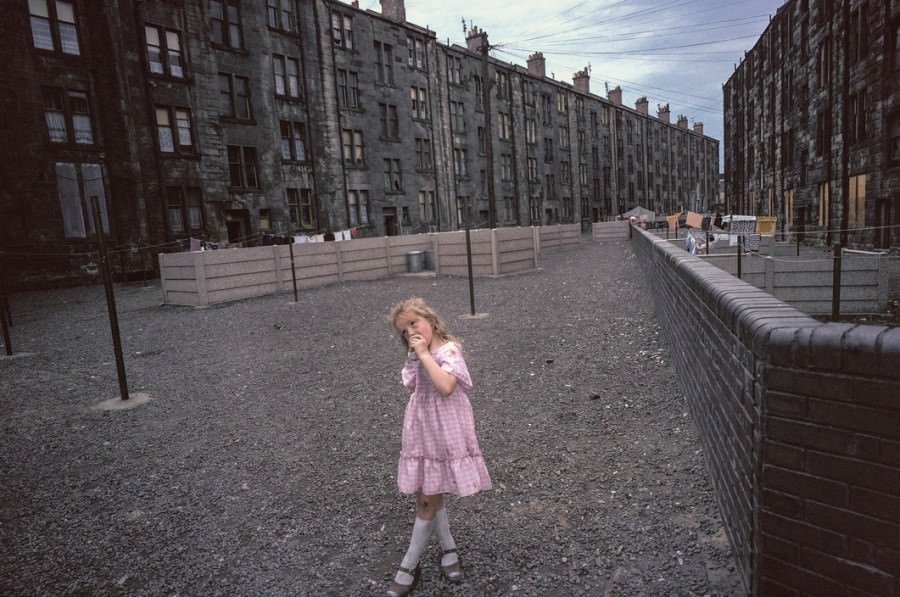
[280,121,307,162]
[30,0,79,54]
[408,37,425,69]
[527,157,537,182]
[541,94,552,125]
[210,0,243,49]
[379,103,399,139]
[503,196,514,222]
[415,138,432,169]
[815,110,831,156]
[556,90,567,113]
[145,25,184,77]
[817,182,830,226]
[889,112,900,166]
[477,127,486,154]
[817,36,831,89]
[545,174,556,200]
[410,87,428,120]
[227,145,259,188]
[526,118,536,145]
[266,0,295,33]
[156,106,193,154]
[496,71,509,100]
[448,55,462,84]
[848,89,867,144]
[498,113,511,141]
[374,41,393,84]
[579,163,587,186]
[43,88,93,144]
[419,190,434,222]
[337,69,359,108]
[219,73,252,120]
[331,11,354,49]
[501,154,512,181]
[453,148,468,177]
[560,161,571,186]
[559,125,570,149]
[273,55,301,99]
[347,190,370,226]
[848,174,866,227]
[543,137,553,163]
[342,129,364,165]
[166,187,203,234]
[287,188,315,229]
[849,3,868,63]
[450,102,465,133]
[55,162,108,238]
[384,159,402,192]
[473,76,483,110]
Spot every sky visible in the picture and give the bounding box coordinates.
[360,0,786,170]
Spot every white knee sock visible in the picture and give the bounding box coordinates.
[395,516,435,584]
[435,507,458,566]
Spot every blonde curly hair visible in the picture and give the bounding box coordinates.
[389,297,460,351]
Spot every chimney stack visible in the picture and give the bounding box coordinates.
[527,52,546,77]
[635,96,649,115]
[693,122,704,135]
[379,0,405,22]
[467,26,487,53]
[573,68,590,94]
[677,115,688,129]
[657,103,670,123]
[608,85,622,105]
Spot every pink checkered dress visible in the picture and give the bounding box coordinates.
[397,342,492,497]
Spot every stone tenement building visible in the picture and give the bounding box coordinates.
[724,0,899,250]
[1,0,719,285]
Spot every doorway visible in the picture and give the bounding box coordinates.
[225,210,251,246]
[383,207,397,236]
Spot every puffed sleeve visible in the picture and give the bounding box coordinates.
[438,342,472,392]
[401,359,417,390]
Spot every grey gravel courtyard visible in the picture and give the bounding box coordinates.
[1,238,742,596]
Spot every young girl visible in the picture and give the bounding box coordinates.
[387,298,492,596]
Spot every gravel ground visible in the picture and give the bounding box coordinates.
[0,238,742,596]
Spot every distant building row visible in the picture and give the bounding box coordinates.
[724,0,899,249]
[0,0,719,284]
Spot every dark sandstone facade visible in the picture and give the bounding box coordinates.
[724,0,900,250]
[1,0,718,286]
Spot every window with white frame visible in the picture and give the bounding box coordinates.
[331,11,354,49]
[210,0,243,49]
[145,25,184,77]
[30,0,79,54]
[156,106,193,154]
[477,127,486,154]
[342,129,364,165]
[43,88,93,145]
[273,55,301,99]
[556,89,567,113]
[496,71,509,99]
[526,118,536,145]
[347,190,369,226]
[527,157,537,182]
[561,161,571,186]
[501,154,512,181]
[337,69,359,108]
[280,121,307,162]
[266,0,295,33]
[227,145,259,188]
[559,125,570,149]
